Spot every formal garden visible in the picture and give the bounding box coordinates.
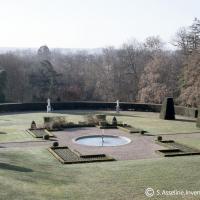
[1,1,200,199]
[0,99,200,200]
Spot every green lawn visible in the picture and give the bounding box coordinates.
[108,111,199,135]
[0,147,200,200]
[0,111,199,142]
[176,138,200,151]
[0,112,83,142]
[0,111,200,199]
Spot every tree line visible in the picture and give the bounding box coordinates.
[0,19,199,107]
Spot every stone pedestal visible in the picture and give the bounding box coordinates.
[47,98,51,113]
[47,105,51,113]
[116,100,120,114]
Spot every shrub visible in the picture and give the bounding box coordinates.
[140,130,145,135]
[95,114,106,122]
[197,107,200,128]
[53,141,59,147]
[99,121,107,126]
[44,116,67,130]
[78,121,86,125]
[31,120,37,129]
[112,116,117,126]
[64,122,76,128]
[160,97,175,120]
[43,134,50,140]
[157,136,162,141]
[84,115,97,125]
[44,117,51,123]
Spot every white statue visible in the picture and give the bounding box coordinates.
[116,100,120,113]
[47,98,51,113]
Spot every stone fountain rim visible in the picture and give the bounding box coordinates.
[73,134,132,147]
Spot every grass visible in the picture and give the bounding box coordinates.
[0,147,200,200]
[110,111,198,135]
[0,110,200,199]
[0,110,199,143]
[0,112,83,142]
[176,138,200,151]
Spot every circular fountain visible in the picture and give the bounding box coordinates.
[74,135,131,147]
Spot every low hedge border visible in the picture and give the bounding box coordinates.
[155,140,200,157]
[0,102,198,118]
[48,146,115,164]
[27,128,54,138]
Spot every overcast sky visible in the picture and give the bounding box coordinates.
[0,0,199,49]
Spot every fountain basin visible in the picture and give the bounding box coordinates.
[74,135,131,147]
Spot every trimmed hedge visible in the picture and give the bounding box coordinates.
[0,101,198,118]
[197,107,200,128]
[0,102,162,112]
[160,97,175,120]
[0,103,46,112]
[175,106,198,118]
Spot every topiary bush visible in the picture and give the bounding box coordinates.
[157,136,162,141]
[160,97,175,120]
[112,116,117,126]
[43,134,50,140]
[31,120,37,129]
[140,130,145,135]
[197,106,200,128]
[52,141,59,147]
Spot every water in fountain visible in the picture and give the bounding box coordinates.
[74,134,131,147]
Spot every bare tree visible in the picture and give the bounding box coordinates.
[173,18,200,54]
[137,52,181,104]
[178,52,200,107]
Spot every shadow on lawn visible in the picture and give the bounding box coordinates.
[64,127,93,132]
[0,131,7,134]
[0,163,33,172]
[175,118,196,123]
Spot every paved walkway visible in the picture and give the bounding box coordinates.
[1,127,200,160]
[51,127,163,160]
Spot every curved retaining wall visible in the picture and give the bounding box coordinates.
[0,102,198,118]
[0,102,161,112]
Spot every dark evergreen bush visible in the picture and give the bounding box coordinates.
[31,120,37,129]
[112,116,117,126]
[43,134,50,140]
[140,130,145,135]
[53,141,59,147]
[157,136,162,141]
[197,107,200,128]
[160,97,175,120]
[44,117,51,123]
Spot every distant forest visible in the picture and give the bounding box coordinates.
[0,19,200,107]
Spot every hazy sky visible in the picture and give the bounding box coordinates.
[0,0,199,48]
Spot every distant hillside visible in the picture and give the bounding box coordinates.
[0,47,103,55]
